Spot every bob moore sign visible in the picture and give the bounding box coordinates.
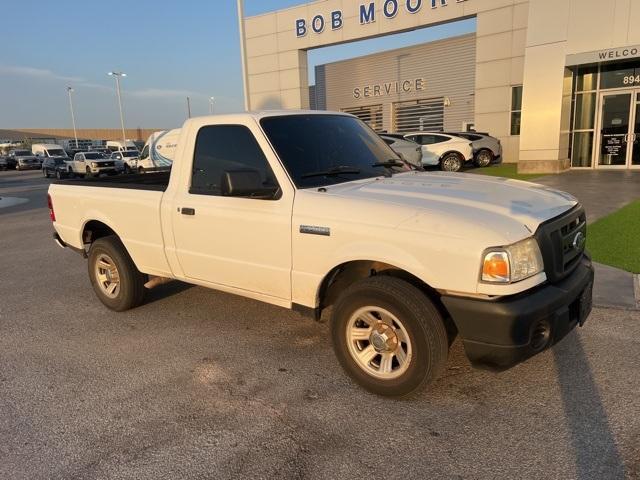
[354,78,426,98]
[295,0,468,37]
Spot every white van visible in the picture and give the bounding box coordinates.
[106,140,138,153]
[32,144,69,159]
[137,129,180,173]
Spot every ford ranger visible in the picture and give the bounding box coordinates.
[48,111,594,397]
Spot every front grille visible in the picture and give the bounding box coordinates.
[99,162,115,167]
[534,205,587,283]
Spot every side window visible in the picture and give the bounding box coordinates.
[140,145,149,159]
[382,137,395,145]
[420,135,437,145]
[190,125,279,199]
[431,135,449,144]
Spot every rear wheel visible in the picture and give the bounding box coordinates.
[88,235,146,311]
[440,153,464,172]
[331,276,449,397]
[475,149,493,168]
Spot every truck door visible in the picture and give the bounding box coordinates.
[171,124,293,301]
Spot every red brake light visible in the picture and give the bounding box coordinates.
[47,194,56,222]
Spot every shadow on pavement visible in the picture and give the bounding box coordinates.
[144,280,194,305]
[553,332,625,479]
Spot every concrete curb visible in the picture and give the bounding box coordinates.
[634,274,640,310]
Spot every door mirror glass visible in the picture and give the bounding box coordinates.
[222,169,277,198]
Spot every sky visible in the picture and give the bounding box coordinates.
[0,0,475,130]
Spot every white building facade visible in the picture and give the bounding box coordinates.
[242,0,640,173]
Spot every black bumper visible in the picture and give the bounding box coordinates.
[441,255,594,370]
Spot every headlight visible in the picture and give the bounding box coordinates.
[481,237,544,284]
[91,162,98,167]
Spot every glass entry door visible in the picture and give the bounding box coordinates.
[597,91,640,168]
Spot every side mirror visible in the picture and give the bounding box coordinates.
[222,169,277,198]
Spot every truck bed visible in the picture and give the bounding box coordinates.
[53,172,170,191]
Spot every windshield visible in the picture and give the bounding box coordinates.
[121,150,138,157]
[260,114,409,189]
[47,149,66,157]
[14,150,31,156]
[84,153,102,160]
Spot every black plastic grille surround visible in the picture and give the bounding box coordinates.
[534,205,587,284]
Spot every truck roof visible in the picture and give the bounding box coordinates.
[181,110,353,127]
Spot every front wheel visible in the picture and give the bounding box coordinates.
[440,153,464,172]
[43,169,49,178]
[331,277,449,397]
[56,170,63,179]
[88,235,146,311]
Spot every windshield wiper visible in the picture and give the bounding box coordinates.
[301,166,361,179]
[372,159,405,168]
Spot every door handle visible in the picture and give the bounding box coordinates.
[181,207,196,216]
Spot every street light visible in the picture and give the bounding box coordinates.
[108,71,127,147]
[209,96,215,114]
[66,86,78,149]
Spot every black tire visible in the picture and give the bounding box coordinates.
[56,170,62,180]
[85,167,93,178]
[124,164,130,174]
[88,235,146,312]
[440,152,463,172]
[475,149,493,168]
[138,167,144,174]
[43,169,49,178]
[331,276,449,397]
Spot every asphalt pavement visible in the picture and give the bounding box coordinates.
[1,170,639,480]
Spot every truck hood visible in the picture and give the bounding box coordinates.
[323,171,577,233]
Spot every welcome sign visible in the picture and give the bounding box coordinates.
[295,0,469,37]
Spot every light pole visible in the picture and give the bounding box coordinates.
[108,71,127,147]
[66,86,78,149]
[209,96,215,114]
[237,0,250,111]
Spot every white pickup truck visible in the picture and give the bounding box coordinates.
[48,111,594,397]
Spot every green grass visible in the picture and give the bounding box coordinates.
[587,201,640,273]
[467,164,543,182]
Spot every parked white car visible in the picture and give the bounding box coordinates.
[106,140,139,154]
[403,132,473,172]
[48,111,594,398]
[68,152,121,177]
[110,150,140,173]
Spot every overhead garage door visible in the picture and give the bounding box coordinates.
[393,98,444,133]
[341,104,384,132]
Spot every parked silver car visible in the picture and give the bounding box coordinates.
[443,132,502,167]
[379,134,423,167]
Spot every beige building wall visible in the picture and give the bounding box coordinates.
[519,0,640,173]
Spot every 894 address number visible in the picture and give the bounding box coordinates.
[623,75,640,85]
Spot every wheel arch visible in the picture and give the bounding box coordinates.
[81,219,120,246]
[315,260,456,338]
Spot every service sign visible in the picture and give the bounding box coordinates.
[295,0,468,38]
[353,78,426,98]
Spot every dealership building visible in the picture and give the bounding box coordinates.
[242,0,640,173]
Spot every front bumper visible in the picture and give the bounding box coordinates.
[441,255,594,370]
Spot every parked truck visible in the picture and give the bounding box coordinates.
[135,129,180,173]
[47,111,594,397]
